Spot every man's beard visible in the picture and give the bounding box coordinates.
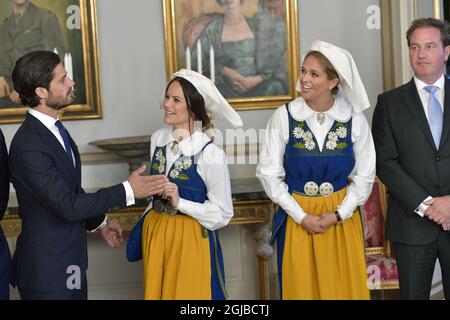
[47,89,75,110]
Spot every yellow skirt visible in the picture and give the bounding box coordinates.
[142,210,211,300]
[282,188,370,300]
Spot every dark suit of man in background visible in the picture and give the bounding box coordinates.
[0,128,11,300]
[9,51,168,299]
[373,18,450,299]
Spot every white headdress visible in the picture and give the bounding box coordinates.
[171,69,243,128]
[296,40,370,113]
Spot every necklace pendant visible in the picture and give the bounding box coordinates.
[317,113,326,125]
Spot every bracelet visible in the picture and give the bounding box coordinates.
[334,210,343,224]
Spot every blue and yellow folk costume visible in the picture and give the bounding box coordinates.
[142,130,228,300]
[270,104,370,299]
[257,40,375,300]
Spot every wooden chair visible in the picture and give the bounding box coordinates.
[360,178,399,292]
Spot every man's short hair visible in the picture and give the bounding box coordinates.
[12,51,60,108]
[406,18,450,47]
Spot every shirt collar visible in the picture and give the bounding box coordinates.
[288,96,353,122]
[28,108,59,131]
[153,127,211,156]
[414,74,445,92]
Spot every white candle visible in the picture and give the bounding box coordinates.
[210,45,215,83]
[68,53,73,81]
[64,53,69,76]
[186,47,191,70]
[197,40,202,74]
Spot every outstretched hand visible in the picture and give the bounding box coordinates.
[128,165,168,199]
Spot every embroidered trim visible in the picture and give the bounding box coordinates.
[292,122,316,151]
[152,149,166,174]
[325,122,348,151]
[168,157,192,180]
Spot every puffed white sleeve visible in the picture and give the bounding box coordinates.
[175,144,234,231]
[337,112,376,220]
[256,106,307,224]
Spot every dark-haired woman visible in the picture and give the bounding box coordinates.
[141,69,242,300]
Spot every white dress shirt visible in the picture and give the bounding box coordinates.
[28,109,135,211]
[413,75,445,217]
[143,127,234,231]
[256,96,376,224]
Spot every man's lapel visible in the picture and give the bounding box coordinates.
[400,79,436,149]
[438,78,450,148]
[26,114,81,187]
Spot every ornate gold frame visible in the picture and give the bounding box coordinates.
[162,0,300,111]
[0,0,102,124]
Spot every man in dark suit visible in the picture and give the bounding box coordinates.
[8,51,168,300]
[0,128,11,300]
[373,18,450,299]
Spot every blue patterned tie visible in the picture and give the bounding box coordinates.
[55,120,74,165]
[424,86,444,149]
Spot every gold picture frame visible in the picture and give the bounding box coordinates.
[0,0,102,123]
[163,0,300,110]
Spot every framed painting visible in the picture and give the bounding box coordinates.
[0,0,101,123]
[163,0,300,110]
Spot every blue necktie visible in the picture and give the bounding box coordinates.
[55,120,74,165]
[424,86,444,149]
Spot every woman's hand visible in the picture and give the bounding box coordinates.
[300,215,325,234]
[318,213,338,231]
[161,182,180,208]
[223,67,247,93]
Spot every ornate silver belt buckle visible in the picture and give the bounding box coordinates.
[154,199,164,213]
[165,203,178,215]
[304,181,319,196]
[319,182,334,197]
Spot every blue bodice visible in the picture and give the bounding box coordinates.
[283,104,355,194]
[149,142,212,204]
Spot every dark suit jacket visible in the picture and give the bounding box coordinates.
[0,128,11,299]
[9,114,127,295]
[372,78,450,245]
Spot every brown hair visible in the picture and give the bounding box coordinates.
[406,18,450,47]
[165,77,212,132]
[12,51,60,108]
[304,50,340,95]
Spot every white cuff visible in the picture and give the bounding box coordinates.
[279,192,306,224]
[336,196,356,221]
[414,196,433,217]
[122,181,135,206]
[90,216,108,233]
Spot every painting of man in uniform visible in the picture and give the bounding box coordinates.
[178,0,289,99]
[0,0,86,109]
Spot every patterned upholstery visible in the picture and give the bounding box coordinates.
[360,179,399,290]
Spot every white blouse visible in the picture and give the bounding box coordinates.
[144,127,234,231]
[256,96,376,224]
